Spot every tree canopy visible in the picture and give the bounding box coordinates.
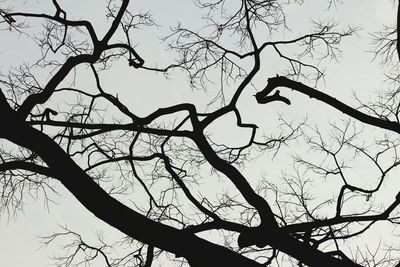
[1,1,400,266]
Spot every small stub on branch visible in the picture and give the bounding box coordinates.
[255,76,291,105]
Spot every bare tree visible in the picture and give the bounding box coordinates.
[0,0,399,266]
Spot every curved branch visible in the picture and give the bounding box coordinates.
[101,0,129,44]
[255,76,400,134]
[1,102,263,267]
[17,54,96,120]
[6,12,98,42]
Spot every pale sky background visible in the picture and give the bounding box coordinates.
[0,0,398,266]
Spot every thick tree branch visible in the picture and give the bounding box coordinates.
[193,131,278,228]
[17,54,97,120]
[9,1,135,120]
[1,85,363,267]
[101,0,129,44]
[256,76,400,134]
[0,93,262,267]
[1,1,390,266]
[6,12,97,42]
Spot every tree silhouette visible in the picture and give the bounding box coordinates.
[0,1,399,266]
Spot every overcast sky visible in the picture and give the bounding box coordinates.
[0,0,398,266]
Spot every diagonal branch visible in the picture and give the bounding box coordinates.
[17,54,96,119]
[255,76,400,134]
[102,0,129,44]
[0,91,262,267]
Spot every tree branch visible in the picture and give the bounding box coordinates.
[0,94,262,267]
[256,76,400,134]
[0,161,55,178]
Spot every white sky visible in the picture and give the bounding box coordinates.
[0,0,398,266]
